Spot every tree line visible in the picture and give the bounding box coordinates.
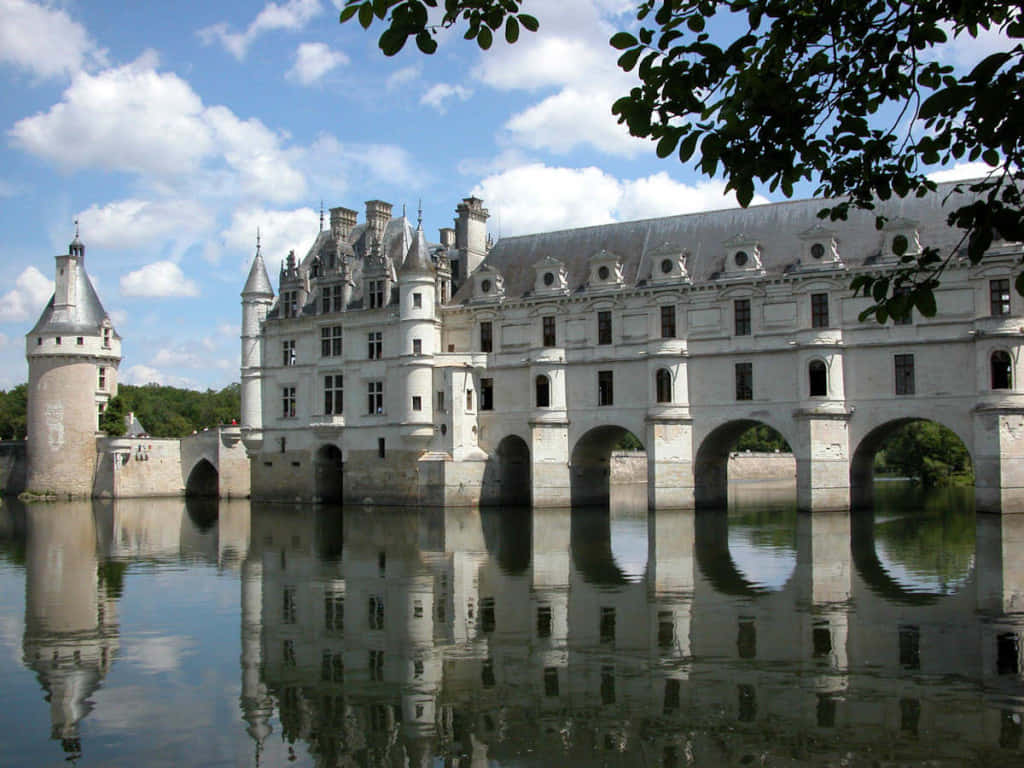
[0,383,240,440]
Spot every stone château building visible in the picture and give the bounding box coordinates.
[241,184,1024,512]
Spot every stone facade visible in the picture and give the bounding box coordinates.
[242,186,1024,512]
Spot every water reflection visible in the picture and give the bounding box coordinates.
[0,485,1024,766]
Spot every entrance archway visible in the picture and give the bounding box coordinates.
[850,418,973,508]
[315,444,343,503]
[482,435,531,507]
[185,458,218,498]
[570,426,645,508]
[694,421,793,508]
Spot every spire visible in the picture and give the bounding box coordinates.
[319,201,324,232]
[243,229,274,298]
[69,218,84,258]
[417,199,423,230]
[401,216,434,277]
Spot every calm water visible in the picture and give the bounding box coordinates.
[0,482,1023,767]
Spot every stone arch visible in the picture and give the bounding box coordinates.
[849,417,973,508]
[481,434,531,507]
[185,458,218,498]
[655,368,673,403]
[992,349,1013,390]
[808,358,828,397]
[570,425,645,508]
[694,512,796,597]
[694,419,794,508]
[314,443,343,503]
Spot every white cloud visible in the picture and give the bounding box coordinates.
[151,346,217,370]
[123,634,194,675]
[933,21,1015,69]
[0,266,53,322]
[420,83,473,113]
[222,206,319,275]
[302,134,423,197]
[77,199,215,250]
[109,309,128,327]
[473,164,768,236]
[200,0,322,60]
[927,162,996,184]
[475,35,613,92]
[386,65,420,90]
[120,261,200,298]
[288,42,348,84]
[0,0,106,79]
[121,364,196,388]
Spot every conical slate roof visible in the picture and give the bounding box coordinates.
[400,222,434,276]
[242,247,274,297]
[29,265,112,336]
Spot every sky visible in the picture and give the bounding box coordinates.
[0,0,1002,391]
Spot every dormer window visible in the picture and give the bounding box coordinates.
[881,218,921,261]
[648,243,689,285]
[543,271,555,286]
[368,279,385,308]
[588,250,624,290]
[533,256,569,295]
[798,225,841,267]
[721,235,764,277]
[472,266,505,302]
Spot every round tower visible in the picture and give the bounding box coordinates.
[241,233,275,454]
[25,228,121,496]
[398,212,436,438]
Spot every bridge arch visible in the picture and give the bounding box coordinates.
[314,443,343,503]
[694,419,794,508]
[694,511,797,597]
[481,434,531,507]
[850,417,973,508]
[570,425,645,508]
[185,458,218,497]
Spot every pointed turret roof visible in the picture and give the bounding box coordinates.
[29,235,113,336]
[400,216,434,277]
[242,236,274,298]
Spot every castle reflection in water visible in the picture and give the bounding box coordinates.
[3,485,1024,766]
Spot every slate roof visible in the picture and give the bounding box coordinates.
[452,181,981,303]
[242,248,274,297]
[29,262,114,336]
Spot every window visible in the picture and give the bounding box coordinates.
[321,327,342,357]
[537,605,552,638]
[993,350,1013,389]
[658,611,675,649]
[735,363,753,401]
[899,625,920,669]
[368,279,385,308]
[378,437,386,456]
[466,388,473,411]
[369,596,384,630]
[282,386,296,418]
[322,284,343,313]
[543,315,556,347]
[544,667,559,697]
[893,286,913,325]
[412,395,422,411]
[656,368,672,403]
[98,367,106,390]
[102,328,111,348]
[992,278,1012,316]
[283,339,296,366]
[480,597,495,633]
[368,381,383,414]
[76,336,83,346]
[324,375,343,415]
[598,370,614,406]
[535,375,550,407]
[811,293,829,328]
[55,336,61,345]
[601,666,615,704]
[480,378,494,410]
[282,290,298,318]
[437,391,445,412]
[895,354,915,395]
[738,618,756,658]
[600,607,616,644]
[660,305,676,338]
[321,651,344,683]
[734,299,751,336]
[324,592,344,631]
[412,338,422,355]
[480,321,492,352]
[283,587,297,624]
[597,310,612,345]
[367,331,382,359]
[413,292,422,309]
[809,360,828,397]
[369,650,384,681]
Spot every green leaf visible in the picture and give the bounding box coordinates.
[358,2,374,28]
[656,131,679,158]
[373,0,389,20]
[914,288,937,317]
[618,47,641,71]
[415,29,438,54]
[477,25,492,49]
[380,26,407,55]
[339,4,361,23]
[518,13,538,32]
[610,32,638,50]
[505,16,519,44]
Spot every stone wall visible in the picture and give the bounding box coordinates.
[610,451,648,483]
[727,452,797,481]
[104,439,184,498]
[0,441,26,495]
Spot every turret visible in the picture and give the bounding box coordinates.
[25,226,121,496]
[399,211,436,437]
[241,233,274,453]
[454,197,489,282]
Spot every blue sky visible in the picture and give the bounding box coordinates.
[0,0,999,391]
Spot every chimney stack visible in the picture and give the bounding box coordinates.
[365,200,393,246]
[439,227,456,248]
[330,207,358,241]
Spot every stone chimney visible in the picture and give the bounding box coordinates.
[455,196,489,278]
[330,207,358,241]
[365,200,393,246]
[439,227,455,248]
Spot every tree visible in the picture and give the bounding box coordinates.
[340,0,1024,322]
[874,420,972,486]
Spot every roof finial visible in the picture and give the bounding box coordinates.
[417,199,423,229]
[402,203,406,219]
[319,200,324,232]
[256,227,261,255]
[74,218,80,238]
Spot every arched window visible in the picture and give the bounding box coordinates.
[992,350,1013,390]
[655,368,672,403]
[535,375,550,408]
[809,359,828,397]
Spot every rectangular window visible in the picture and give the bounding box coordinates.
[600,606,616,643]
[537,605,552,638]
[480,378,494,411]
[283,290,298,318]
[480,597,495,633]
[282,386,296,418]
[98,367,106,390]
[597,310,612,345]
[368,381,383,414]
[378,437,386,458]
[413,292,422,309]
[369,596,384,630]
[437,391,445,412]
[992,278,1012,316]
[480,321,492,352]
[895,354,915,395]
[283,339,296,366]
[598,370,613,406]
[324,375,343,415]
[899,625,920,669]
[735,362,753,401]
[466,388,473,411]
[660,305,676,338]
[321,327,342,357]
[811,293,829,328]
[367,331,382,360]
[412,395,422,411]
[893,286,913,325]
[283,586,297,624]
[368,279,385,309]
[102,328,111,348]
[544,667,559,697]
[55,336,61,345]
[324,592,344,632]
[412,338,422,356]
[76,336,83,346]
[543,315,556,347]
[369,650,384,681]
[734,299,751,336]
